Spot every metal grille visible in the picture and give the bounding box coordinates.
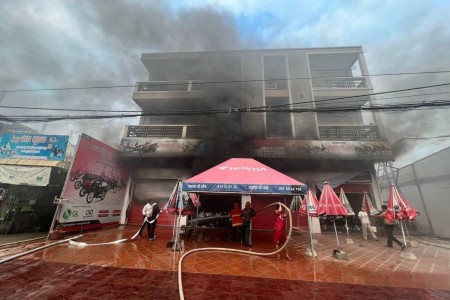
[319,126,379,140]
[127,126,183,138]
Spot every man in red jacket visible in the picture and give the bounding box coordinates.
[230,202,243,242]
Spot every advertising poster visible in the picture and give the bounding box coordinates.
[57,133,129,231]
[251,139,394,160]
[120,137,213,156]
[0,134,69,161]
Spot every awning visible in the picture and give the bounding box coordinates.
[0,164,52,186]
[182,158,307,195]
[316,170,371,191]
[0,158,70,169]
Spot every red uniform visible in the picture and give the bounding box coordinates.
[274,210,287,245]
[230,208,243,227]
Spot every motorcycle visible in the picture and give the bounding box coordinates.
[86,180,108,203]
[138,142,158,154]
[77,174,98,196]
[311,144,329,154]
[70,169,85,182]
[48,146,65,159]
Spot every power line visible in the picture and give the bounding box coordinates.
[3,70,450,93]
[2,98,450,123]
[2,82,450,113]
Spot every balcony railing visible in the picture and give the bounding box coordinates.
[319,125,379,140]
[126,125,215,139]
[312,77,367,89]
[135,81,205,92]
[265,80,288,90]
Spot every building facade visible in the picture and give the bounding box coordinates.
[120,47,394,228]
[380,147,450,239]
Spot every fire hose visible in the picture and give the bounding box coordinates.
[69,215,159,247]
[0,235,83,265]
[177,201,293,300]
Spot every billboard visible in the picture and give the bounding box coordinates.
[57,133,129,231]
[120,137,213,156]
[251,139,394,160]
[0,134,69,161]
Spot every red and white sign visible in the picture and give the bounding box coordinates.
[57,133,129,231]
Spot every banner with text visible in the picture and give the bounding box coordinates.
[57,133,129,231]
[120,137,213,156]
[0,165,51,186]
[251,139,394,160]
[0,134,69,161]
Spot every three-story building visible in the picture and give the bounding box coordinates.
[120,47,394,228]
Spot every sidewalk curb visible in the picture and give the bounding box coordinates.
[0,236,46,248]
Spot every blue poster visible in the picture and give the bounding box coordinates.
[0,134,69,161]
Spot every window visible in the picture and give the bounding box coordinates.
[263,55,288,90]
[265,97,292,138]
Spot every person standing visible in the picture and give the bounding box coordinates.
[241,201,256,247]
[358,206,379,241]
[377,205,405,250]
[138,202,153,239]
[274,204,291,261]
[148,203,160,241]
[230,202,243,242]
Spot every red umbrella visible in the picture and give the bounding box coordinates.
[300,189,319,216]
[318,182,348,216]
[361,192,379,216]
[387,184,418,252]
[387,184,417,221]
[189,193,201,208]
[318,182,348,252]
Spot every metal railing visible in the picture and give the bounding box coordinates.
[126,125,214,139]
[135,81,204,92]
[312,77,367,89]
[318,125,379,140]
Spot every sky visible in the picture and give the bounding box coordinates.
[1,0,450,167]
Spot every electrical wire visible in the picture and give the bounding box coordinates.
[3,70,450,93]
[1,82,450,114]
[2,99,450,123]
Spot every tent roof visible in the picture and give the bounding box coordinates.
[182,158,307,195]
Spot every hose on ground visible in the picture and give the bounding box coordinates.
[178,202,292,300]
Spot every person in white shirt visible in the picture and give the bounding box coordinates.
[147,203,160,240]
[138,203,155,240]
[358,206,379,241]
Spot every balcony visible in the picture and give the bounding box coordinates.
[264,80,289,97]
[132,81,205,110]
[318,125,380,140]
[135,81,208,92]
[125,125,215,139]
[312,77,371,109]
[312,77,367,89]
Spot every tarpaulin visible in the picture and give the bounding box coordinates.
[0,164,51,186]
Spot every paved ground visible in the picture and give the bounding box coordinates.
[0,225,449,299]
